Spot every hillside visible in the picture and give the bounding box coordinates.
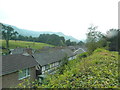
[0,23,80,42]
[41,48,119,88]
[1,40,54,49]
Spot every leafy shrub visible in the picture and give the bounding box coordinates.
[58,56,69,74]
[93,48,109,54]
[2,49,10,55]
[78,52,89,59]
[14,78,40,88]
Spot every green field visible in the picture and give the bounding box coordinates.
[1,40,54,49]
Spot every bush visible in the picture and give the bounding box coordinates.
[93,48,107,53]
[14,78,40,88]
[78,52,89,59]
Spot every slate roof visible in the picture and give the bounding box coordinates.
[61,48,75,57]
[10,48,34,55]
[1,54,39,76]
[33,47,75,66]
[74,48,86,55]
[33,49,66,66]
[10,48,24,54]
[68,46,76,51]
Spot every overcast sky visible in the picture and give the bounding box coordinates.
[0,0,119,40]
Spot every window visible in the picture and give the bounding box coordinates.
[18,68,30,80]
[50,63,55,68]
[42,66,45,71]
[52,63,55,67]
[68,57,72,61]
[50,64,52,68]
[55,62,59,66]
[56,62,59,66]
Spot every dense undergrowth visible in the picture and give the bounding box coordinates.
[41,48,119,88]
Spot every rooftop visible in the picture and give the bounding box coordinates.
[1,54,39,76]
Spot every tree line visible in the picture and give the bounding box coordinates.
[11,34,82,46]
[1,23,84,49]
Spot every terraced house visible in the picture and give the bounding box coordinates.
[33,47,75,82]
[1,46,84,88]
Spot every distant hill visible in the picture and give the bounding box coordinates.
[1,23,80,42]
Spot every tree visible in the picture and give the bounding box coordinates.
[77,41,84,46]
[86,25,106,54]
[66,39,71,46]
[1,23,18,49]
[37,34,67,46]
[60,36,66,46]
[106,29,120,51]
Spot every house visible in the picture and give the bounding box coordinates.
[60,47,76,61]
[1,45,86,87]
[74,48,86,55]
[10,47,34,55]
[33,49,66,76]
[68,46,76,51]
[10,48,24,55]
[62,46,86,60]
[33,47,75,82]
[1,54,39,88]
